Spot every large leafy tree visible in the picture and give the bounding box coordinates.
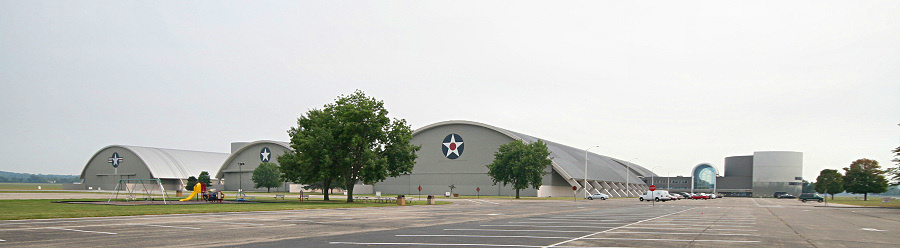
[279,90,419,202]
[815,169,843,200]
[279,108,343,201]
[486,140,553,199]
[252,162,282,193]
[801,180,815,193]
[842,158,888,201]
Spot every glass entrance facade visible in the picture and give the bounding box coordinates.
[692,163,716,191]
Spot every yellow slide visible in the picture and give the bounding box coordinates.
[179,182,203,202]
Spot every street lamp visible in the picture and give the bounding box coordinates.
[623,158,637,197]
[584,145,599,199]
[238,162,245,193]
[650,166,662,189]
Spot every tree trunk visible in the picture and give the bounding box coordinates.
[515,189,520,199]
[267,187,270,193]
[323,179,331,201]
[864,193,868,201]
[830,193,834,200]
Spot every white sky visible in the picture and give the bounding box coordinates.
[1,1,898,181]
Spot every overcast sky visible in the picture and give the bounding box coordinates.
[1,1,898,181]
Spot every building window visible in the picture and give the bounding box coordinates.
[788,182,801,185]
[795,177,802,180]
[693,164,716,190]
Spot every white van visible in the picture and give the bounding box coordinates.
[639,190,671,202]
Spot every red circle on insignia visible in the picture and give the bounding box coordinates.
[449,143,456,150]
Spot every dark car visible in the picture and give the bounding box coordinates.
[777,194,796,199]
[799,193,824,203]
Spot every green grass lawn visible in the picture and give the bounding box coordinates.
[0,198,450,220]
[0,183,63,190]
[826,196,900,208]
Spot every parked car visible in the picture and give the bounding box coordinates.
[691,193,710,200]
[709,194,717,199]
[777,194,796,199]
[679,192,693,199]
[639,190,671,202]
[587,193,609,200]
[773,192,788,198]
[669,194,681,200]
[799,193,824,203]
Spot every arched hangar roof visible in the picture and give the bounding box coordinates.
[81,145,230,180]
[215,140,292,179]
[414,120,657,183]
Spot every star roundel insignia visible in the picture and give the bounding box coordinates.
[108,152,124,168]
[260,147,271,162]
[441,133,464,159]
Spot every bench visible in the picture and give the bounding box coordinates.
[299,195,309,201]
[274,195,285,200]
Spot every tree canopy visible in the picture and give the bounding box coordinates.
[252,162,282,193]
[842,158,888,201]
[278,90,420,202]
[198,171,212,187]
[815,169,843,199]
[185,176,198,191]
[889,146,900,186]
[485,140,553,198]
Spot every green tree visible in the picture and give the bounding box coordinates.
[888,146,900,186]
[302,181,345,194]
[801,180,815,193]
[279,108,343,200]
[185,176,198,191]
[843,158,889,201]
[198,171,212,187]
[486,140,553,199]
[279,90,419,202]
[815,169,844,200]
[252,162,282,193]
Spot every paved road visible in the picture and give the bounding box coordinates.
[0,197,897,247]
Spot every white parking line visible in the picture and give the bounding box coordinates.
[636,223,753,228]
[482,225,618,228]
[512,221,628,224]
[446,229,596,233]
[605,231,759,236]
[136,224,201,230]
[543,207,697,248]
[0,239,5,242]
[581,237,759,243]
[621,226,756,231]
[47,227,117,235]
[330,241,608,247]
[397,234,570,239]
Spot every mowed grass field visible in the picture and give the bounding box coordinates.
[0,198,450,220]
[828,196,900,208]
[0,183,63,190]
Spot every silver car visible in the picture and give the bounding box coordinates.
[587,193,609,200]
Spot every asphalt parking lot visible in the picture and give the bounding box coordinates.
[1,197,897,247]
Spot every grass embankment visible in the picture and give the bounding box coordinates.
[0,198,450,220]
[0,183,63,190]
[826,196,900,208]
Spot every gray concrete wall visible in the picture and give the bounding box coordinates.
[718,176,752,190]
[220,142,291,192]
[375,123,550,197]
[724,155,753,177]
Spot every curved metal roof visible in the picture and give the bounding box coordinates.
[414,120,657,183]
[80,145,230,180]
[215,140,291,178]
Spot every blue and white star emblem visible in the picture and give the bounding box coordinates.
[108,152,124,168]
[260,147,271,162]
[441,133,464,159]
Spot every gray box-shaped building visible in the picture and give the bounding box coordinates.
[373,120,656,197]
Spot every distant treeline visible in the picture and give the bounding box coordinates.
[0,171,80,183]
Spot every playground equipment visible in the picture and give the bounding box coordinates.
[108,179,169,204]
[180,182,203,202]
[235,190,255,202]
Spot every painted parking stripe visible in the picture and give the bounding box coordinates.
[636,223,753,228]
[397,234,571,239]
[582,237,759,243]
[543,208,697,248]
[620,226,756,231]
[482,225,620,228]
[329,241,623,247]
[136,224,201,230]
[605,231,759,236]
[446,228,596,233]
[47,227,117,235]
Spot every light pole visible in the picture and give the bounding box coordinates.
[650,166,662,189]
[584,145,599,199]
[623,158,637,197]
[238,162,245,193]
